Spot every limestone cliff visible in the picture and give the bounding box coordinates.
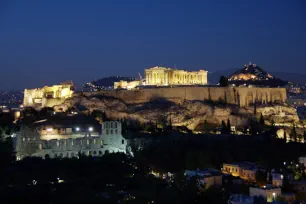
[54,94,299,131]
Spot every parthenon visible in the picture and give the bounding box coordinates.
[145,66,208,86]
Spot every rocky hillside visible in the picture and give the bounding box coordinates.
[54,93,300,131]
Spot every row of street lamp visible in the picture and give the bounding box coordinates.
[46,127,94,132]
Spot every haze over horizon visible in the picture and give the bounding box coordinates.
[1,0,306,91]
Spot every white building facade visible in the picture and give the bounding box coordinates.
[15,121,127,160]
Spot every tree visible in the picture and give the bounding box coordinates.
[168,117,172,130]
[219,76,229,87]
[256,171,267,186]
[291,125,297,142]
[284,131,287,143]
[259,113,265,125]
[271,119,275,126]
[221,120,229,134]
[267,171,272,184]
[254,103,257,115]
[227,118,231,133]
[304,131,306,143]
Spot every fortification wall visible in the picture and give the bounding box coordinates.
[79,87,286,107]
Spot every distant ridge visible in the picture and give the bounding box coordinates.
[209,69,306,85]
[82,76,136,91]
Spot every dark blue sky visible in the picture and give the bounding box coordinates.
[0,0,305,90]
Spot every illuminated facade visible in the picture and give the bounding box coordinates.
[15,121,127,160]
[23,81,75,109]
[249,186,281,202]
[145,66,208,86]
[114,80,141,90]
[223,162,263,182]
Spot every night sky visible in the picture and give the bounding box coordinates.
[0,0,305,90]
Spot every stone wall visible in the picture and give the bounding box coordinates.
[15,121,127,160]
[79,87,286,107]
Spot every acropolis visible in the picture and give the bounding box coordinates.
[144,66,208,86]
[114,66,208,89]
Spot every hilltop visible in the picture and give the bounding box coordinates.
[82,76,136,91]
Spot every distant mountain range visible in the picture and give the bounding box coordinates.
[208,69,306,85]
[82,76,136,90]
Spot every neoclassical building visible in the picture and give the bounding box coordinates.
[145,66,208,86]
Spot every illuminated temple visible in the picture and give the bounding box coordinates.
[114,66,208,89]
[145,66,208,86]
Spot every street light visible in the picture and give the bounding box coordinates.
[76,127,80,131]
[89,127,93,132]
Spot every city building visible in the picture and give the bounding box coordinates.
[249,185,281,203]
[145,66,208,86]
[299,156,306,167]
[15,116,127,160]
[23,81,75,109]
[271,172,284,187]
[185,169,223,190]
[223,162,265,182]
